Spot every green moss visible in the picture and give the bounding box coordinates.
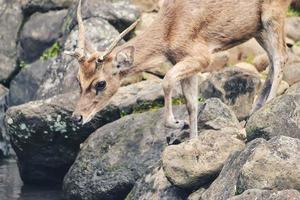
[287,7,300,17]
[19,60,28,69]
[41,42,61,60]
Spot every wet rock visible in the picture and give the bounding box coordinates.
[237,136,300,192]
[5,80,181,184]
[162,129,245,190]
[21,0,73,16]
[286,17,300,42]
[200,67,261,120]
[199,139,265,200]
[126,164,188,200]
[63,106,187,200]
[0,0,23,83]
[246,92,300,141]
[8,59,51,106]
[0,85,9,158]
[228,189,300,200]
[18,9,67,63]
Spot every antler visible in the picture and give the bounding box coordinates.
[98,18,140,60]
[64,0,86,61]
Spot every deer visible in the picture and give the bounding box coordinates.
[66,0,291,138]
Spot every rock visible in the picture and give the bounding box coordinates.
[0,85,9,158]
[283,62,300,85]
[246,92,300,141]
[63,106,187,200]
[276,80,289,96]
[236,62,259,74]
[227,39,265,65]
[18,10,67,63]
[5,80,181,184]
[131,0,161,12]
[126,165,189,200]
[187,188,207,200]
[292,45,300,57]
[286,82,300,95]
[8,59,51,106]
[200,67,261,120]
[228,189,300,200]
[286,17,300,42]
[0,0,23,83]
[199,139,265,200]
[162,128,245,190]
[21,0,73,16]
[237,136,300,192]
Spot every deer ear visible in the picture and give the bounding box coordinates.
[113,46,135,73]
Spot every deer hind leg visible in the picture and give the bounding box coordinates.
[252,8,287,113]
[163,52,210,137]
[181,75,199,138]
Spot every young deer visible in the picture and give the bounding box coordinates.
[66,0,291,138]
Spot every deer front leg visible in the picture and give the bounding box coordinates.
[163,54,210,136]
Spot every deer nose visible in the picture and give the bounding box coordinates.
[72,113,83,125]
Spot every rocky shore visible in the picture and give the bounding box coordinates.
[0,0,300,200]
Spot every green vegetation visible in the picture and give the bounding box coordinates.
[19,60,28,69]
[245,55,254,65]
[41,42,61,60]
[287,7,300,17]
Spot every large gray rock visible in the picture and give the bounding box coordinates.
[0,0,22,83]
[228,189,300,200]
[0,85,9,158]
[63,107,187,200]
[198,139,265,200]
[5,80,180,184]
[126,165,188,200]
[237,136,300,192]
[286,17,300,41]
[8,59,51,106]
[21,0,74,15]
[18,9,67,63]
[200,67,261,120]
[162,128,245,190]
[246,93,300,141]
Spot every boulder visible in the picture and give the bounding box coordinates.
[235,63,259,74]
[0,85,9,158]
[162,128,245,190]
[283,62,300,85]
[5,80,181,184]
[197,139,266,200]
[286,17,300,42]
[246,93,300,141]
[0,0,23,83]
[126,165,188,200]
[21,0,73,15]
[18,9,67,63]
[237,136,300,192]
[8,59,51,106]
[228,189,300,200]
[200,67,261,120]
[63,106,187,200]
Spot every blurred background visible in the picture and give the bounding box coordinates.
[0,0,300,200]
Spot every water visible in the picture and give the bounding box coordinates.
[0,159,63,200]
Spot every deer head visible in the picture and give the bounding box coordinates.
[65,0,139,125]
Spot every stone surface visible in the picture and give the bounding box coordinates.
[0,0,22,83]
[286,82,300,95]
[237,136,300,193]
[286,17,300,42]
[63,106,187,200]
[283,62,300,85]
[21,0,73,15]
[236,63,259,74]
[246,93,300,141]
[18,9,67,63]
[162,129,245,189]
[8,59,51,106]
[198,139,265,200]
[0,85,9,158]
[126,165,188,200]
[200,67,261,120]
[228,189,300,200]
[5,80,181,184]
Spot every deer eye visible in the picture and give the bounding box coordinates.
[94,81,107,94]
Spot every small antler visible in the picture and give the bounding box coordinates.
[64,0,86,61]
[99,18,140,60]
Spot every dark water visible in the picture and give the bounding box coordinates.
[0,159,63,200]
